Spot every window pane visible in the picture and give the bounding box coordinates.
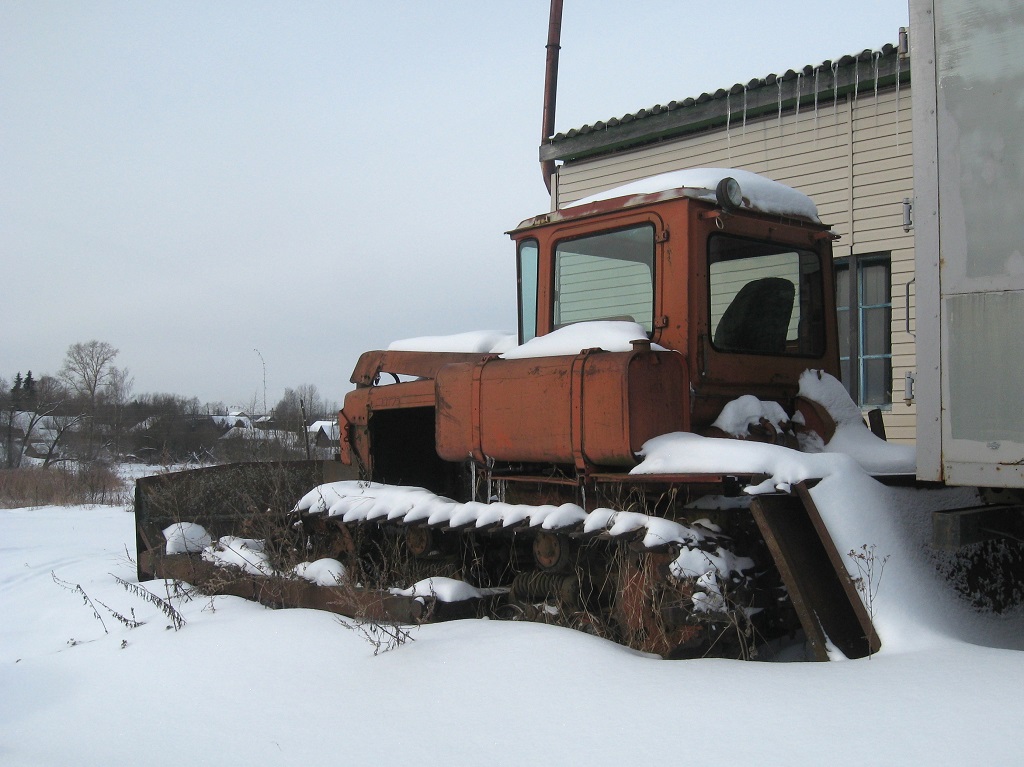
[845,253,893,407]
[836,266,850,310]
[840,359,852,397]
[861,262,890,306]
[948,292,1024,441]
[554,225,654,331]
[862,357,892,406]
[837,308,850,357]
[518,239,539,343]
[708,235,824,356]
[862,306,891,357]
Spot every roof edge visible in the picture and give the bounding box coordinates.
[541,45,909,164]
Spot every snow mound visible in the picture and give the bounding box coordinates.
[798,368,865,427]
[635,370,915,489]
[294,558,346,586]
[387,321,663,360]
[711,394,791,437]
[202,536,274,576]
[501,321,665,359]
[798,369,916,474]
[390,577,483,603]
[163,522,211,554]
[388,330,515,354]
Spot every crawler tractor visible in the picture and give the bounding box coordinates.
[136,169,882,660]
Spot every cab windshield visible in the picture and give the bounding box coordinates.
[553,224,655,332]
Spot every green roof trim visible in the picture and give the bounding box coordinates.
[541,45,910,163]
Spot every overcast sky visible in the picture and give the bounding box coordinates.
[2,1,909,410]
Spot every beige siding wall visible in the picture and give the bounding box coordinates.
[556,83,917,441]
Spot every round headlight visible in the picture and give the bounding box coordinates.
[715,176,743,211]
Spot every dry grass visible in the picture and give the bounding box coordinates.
[0,463,128,508]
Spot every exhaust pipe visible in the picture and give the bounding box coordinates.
[540,0,563,193]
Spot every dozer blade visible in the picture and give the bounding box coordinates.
[134,461,495,627]
[750,482,879,660]
[134,460,355,582]
[142,551,429,623]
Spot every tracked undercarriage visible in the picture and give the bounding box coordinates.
[291,477,782,659]
[135,457,880,661]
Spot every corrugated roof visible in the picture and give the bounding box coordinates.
[543,44,908,163]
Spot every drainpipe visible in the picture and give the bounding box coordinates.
[540,0,563,194]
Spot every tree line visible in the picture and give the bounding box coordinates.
[2,340,339,467]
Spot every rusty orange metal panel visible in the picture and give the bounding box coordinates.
[436,348,686,468]
[339,380,437,469]
[350,349,490,387]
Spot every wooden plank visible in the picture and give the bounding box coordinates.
[749,495,829,661]
[932,504,1024,552]
[750,486,879,660]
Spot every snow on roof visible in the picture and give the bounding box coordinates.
[565,168,820,223]
[212,414,252,429]
[308,421,340,439]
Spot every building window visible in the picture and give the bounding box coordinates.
[836,254,892,407]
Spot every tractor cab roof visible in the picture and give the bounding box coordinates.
[511,167,824,234]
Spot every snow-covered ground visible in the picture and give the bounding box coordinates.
[2,363,1021,764]
[3,484,1024,765]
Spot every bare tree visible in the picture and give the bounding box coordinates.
[273,383,326,432]
[104,365,135,457]
[59,341,127,459]
[59,340,121,410]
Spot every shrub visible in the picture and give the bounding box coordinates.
[0,463,128,508]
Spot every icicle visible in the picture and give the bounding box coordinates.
[777,77,784,144]
[726,91,732,160]
[873,51,881,129]
[853,59,859,108]
[813,67,820,146]
[795,72,802,124]
[832,61,840,136]
[742,85,748,136]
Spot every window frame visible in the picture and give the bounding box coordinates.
[706,232,827,358]
[517,238,539,344]
[835,252,893,408]
[551,223,657,333]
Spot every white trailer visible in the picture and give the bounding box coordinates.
[911,0,1024,490]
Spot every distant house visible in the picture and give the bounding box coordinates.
[219,426,298,446]
[212,414,252,430]
[307,420,340,449]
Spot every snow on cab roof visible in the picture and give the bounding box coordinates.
[565,167,821,224]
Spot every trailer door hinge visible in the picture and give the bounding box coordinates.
[654,315,669,329]
[656,228,669,243]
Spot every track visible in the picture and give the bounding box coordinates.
[292,481,782,658]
